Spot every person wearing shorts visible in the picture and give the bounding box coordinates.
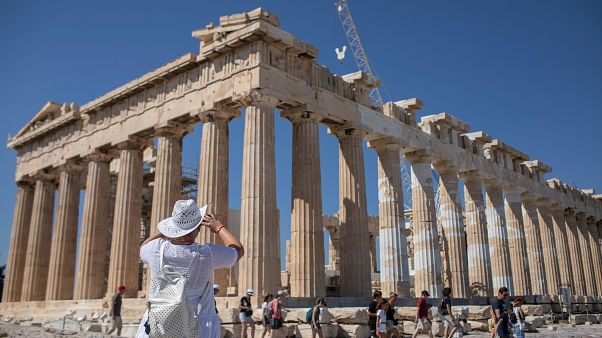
[412,290,433,338]
[440,287,459,338]
[260,293,273,338]
[240,289,255,338]
[311,297,326,338]
[376,300,389,338]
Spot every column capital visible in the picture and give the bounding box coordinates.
[404,149,435,164]
[327,123,367,140]
[520,191,537,202]
[114,137,149,151]
[16,177,34,187]
[535,196,552,207]
[575,211,587,222]
[280,105,321,124]
[85,151,113,163]
[56,159,86,173]
[457,169,480,180]
[549,202,565,212]
[564,207,576,218]
[197,107,241,123]
[154,121,193,137]
[586,215,596,226]
[367,137,401,152]
[242,90,280,109]
[31,170,58,183]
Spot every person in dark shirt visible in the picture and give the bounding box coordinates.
[367,290,383,337]
[240,288,255,338]
[412,290,433,338]
[440,287,459,338]
[386,292,400,338]
[213,284,220,314]
[491,287,510,338]
[107,285,126,336]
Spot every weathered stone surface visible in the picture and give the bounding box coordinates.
[337,324,370,337]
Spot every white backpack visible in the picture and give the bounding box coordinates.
[146,241,210,338]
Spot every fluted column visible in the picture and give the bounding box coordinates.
[326,225,341,272]
[75,152,112,299]
[197,110,238,294]
[461,171,492,297]
[576,212,597,296]
[150,125,189,233]
[483,182,513,293]
[503,186,530,295]
[565,209,585,295]
[586,217,602,297]
[371,140,410,297]
[107,140,144,298]
[21,175,56,301]
[284,110,325,297]
[46,164,82,300]
[238,98,280,295]
[3,181,34,302]
[436,167,469,298]
[407,150,442,297]
[521,194,546,295]
[333,126,371,297]
[536,199,560,295]
[550,205,573,289]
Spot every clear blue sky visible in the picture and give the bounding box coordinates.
[0,0,600,267]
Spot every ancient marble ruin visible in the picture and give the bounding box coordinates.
[2,7,602,334]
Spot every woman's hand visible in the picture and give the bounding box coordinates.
[201,213,224,233]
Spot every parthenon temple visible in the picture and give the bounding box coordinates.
[2,7,602,327]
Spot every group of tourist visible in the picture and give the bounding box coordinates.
[367,290,402,338]
[489,287,525,338]
[238,288,289,338]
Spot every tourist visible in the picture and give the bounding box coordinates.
[270,290,286,337]
[106,284,126,336]
[240,288,256,338]
[134,199,244,338]
[511,298,525,338]
[260,292,273,338]
[412,290,433,338]
[376,299,389,338]
[386,292,400,338]
[367,290,383,337]
[439,287,459,338]
[490,287,510,338]
[310,297,327,338]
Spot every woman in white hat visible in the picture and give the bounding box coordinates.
[135,199,244,338]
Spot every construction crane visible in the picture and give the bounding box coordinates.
[335,0,384,106]
[335,0,413,212]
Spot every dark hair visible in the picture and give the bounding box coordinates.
[498,287,509,294]
[513,297,523,304]
[377,299,388,309]
[421,290,430,297]
[389,292,398,298]
[316,297,326,305]
[443,287,452,296]
[263,293,273,303]
[373,290,383,299]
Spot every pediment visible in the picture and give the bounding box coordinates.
[8,101,80,149]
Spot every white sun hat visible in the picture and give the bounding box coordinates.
[213,284,221,290]
[158,199,208,238]
[246,288,254,296]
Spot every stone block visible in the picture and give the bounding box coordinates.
[337,324,370,337]
[459,321,471,334]
[83,323,102,332]
[522,305,545,316]
[332,307,368,324]
[525,315,545,329]
[452,306,469,320]
[467,320,488,332]
[295,323,338,337]
[569,314,598,325]
[430,321,444,336]
[396,307,417,320]
[402,320,416,334]
[466,306,491,320]
[218,308,239,324]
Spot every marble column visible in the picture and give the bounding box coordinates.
[564,209,585,295]
[46,165,82,300]
[107,141,144,298]
[550,205,573,289]
[150,125,188,234]
[334,127,371,297]
[284,110,325,297]
[326,225,341,272]
[21,176,56,301]
[503,186,530,295]
[407,150,442,297]
[483,182,513,293]
[373,141,410,297]
[436,167,469,298]
[586,217,602,297]
[536,199,561,295]
[75,153,112,300]
[2,181,34,302]
[197,110,238,294]
[576,212,597,296]
[521,194,546,295]
[238,99,280,295]
[461,171,493,297]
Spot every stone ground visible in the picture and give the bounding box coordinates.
[2,323,602,338]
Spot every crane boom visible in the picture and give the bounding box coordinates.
[335,0,384,106]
